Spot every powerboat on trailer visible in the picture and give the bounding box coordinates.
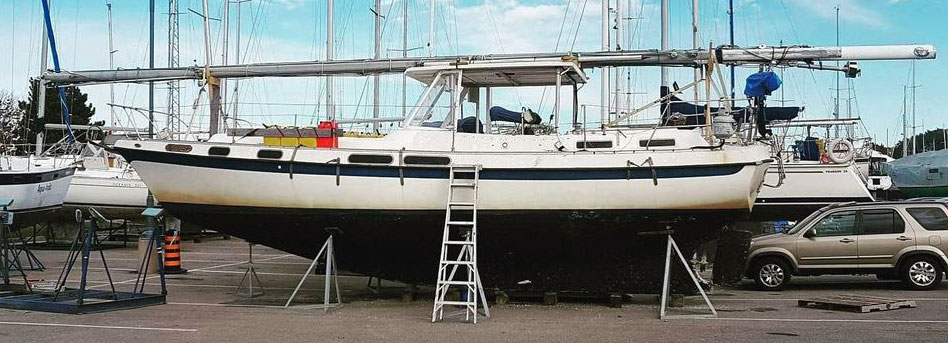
[0,155,75,228]
[113,60,772,292]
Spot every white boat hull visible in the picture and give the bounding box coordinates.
[0,166,75,228]
[754,162,873,220]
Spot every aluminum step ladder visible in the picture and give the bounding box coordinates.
[432,165,490,323]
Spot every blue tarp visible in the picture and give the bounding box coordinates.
[660,87,799,126]
[489,106,542,124]
[744,71,782,98]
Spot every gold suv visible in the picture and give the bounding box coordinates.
[746,201,948,291]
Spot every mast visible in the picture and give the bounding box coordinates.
[728,0,734,100]
[402,0,408,120]
[39,0,74,142]
[911,61,917,155]
[428,0,434,57]
[902,85,908,158]
[614,0,623,119]
[601,0,610,126]
[168,0,180,135]
[373,0,382,132]
[149,0,155,138]
[201,0,221,135]
[234,0,244,124]
[692,0,699,100]
[107,2,115,127]
[660,0,668,88]
[221,0,230,119]
[326,0,335,121]
[37,1,51,120]
[834,5,840,138]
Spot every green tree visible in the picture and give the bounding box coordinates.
[17,79,96,153]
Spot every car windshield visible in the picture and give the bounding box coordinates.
[786,209,825,235]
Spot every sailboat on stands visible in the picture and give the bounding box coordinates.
[114,60,773,292]
[0,155,74,228]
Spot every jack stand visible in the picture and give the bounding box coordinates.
[11,232,45,271]
[284,232,341,313]
[0,208,166,314]
[365,274,382,294]
[0,199,31,292]
[236,244,264,297]
[660,235,717,320]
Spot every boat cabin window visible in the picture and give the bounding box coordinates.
[639,139,675,148]
[577,141,613,149]
[404,156,451,165]
[165,144,193,153]
[208,147,230,156]
[257,149,283,159]
[348,154,394,164]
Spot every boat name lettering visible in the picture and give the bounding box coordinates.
[36,183,52,193]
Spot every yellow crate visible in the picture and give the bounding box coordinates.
[298,137,317,148]
[280,137,299,147]
[263,136,282,146]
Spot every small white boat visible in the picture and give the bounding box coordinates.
[34,143,150,220]
[0,156,75,228]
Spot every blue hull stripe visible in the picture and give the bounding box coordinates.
[115,147,750,181]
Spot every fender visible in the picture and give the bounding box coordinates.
[896,247,948,272]
[746,247,798,275]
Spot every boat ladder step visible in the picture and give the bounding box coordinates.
[433,164,489,323]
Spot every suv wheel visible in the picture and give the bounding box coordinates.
[753,258,791,291]
[901,257,943,291]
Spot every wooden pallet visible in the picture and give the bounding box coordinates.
[798,294,917,313]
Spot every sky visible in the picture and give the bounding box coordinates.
[0,0,945,147]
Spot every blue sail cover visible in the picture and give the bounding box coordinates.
[659,87,799,126]
[744,71,782,97]
[489,106,542,124]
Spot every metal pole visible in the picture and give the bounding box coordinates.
[324,236,333,313]
[373,0,382,132]
[327,0,335,121]
[554,69,561,132]
[601,0,610,125]
[428,0,435,57]
[834,5,840,138]
[402,0,408,121]
[692,0,699,100]
[660,0,668,88]
[234,0,244,124]
[911,61,917,155]
[728,0,734,100]
[902,85,908,158]
[107,2,115,127]
[168,0,180,136]
[615,0,623,118]
[201,0,220,135]
[221,0,230,118]
[149,0,155,138]
[37,0,50,120]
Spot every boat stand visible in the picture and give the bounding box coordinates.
[0,208,167,314]
[284,233,341,312]
[236,243,265,297]
[0,199,32,293]
[659,234,717,320]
